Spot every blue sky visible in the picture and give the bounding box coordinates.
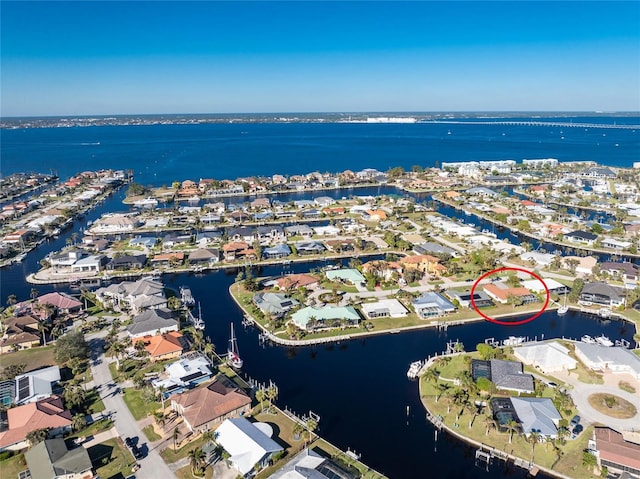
[2,1,639,116]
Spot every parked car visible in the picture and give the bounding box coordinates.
[125,437,136,448]
[570,415,581,427]
[132,446,143,460]
[573,424,584,436]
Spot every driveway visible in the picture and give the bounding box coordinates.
[87,332,176,479]
[552,368,640,432]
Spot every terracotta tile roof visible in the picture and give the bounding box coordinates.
[172,377,251,430]
[37,292,82,311]
[400,254,440,264]
[223,242,249,252]
[276,274,319,289]
[0,397,71,448]
[595,427,640,471]
[151,252,185,261]
[138,332,184,358]
[483,283,532,301]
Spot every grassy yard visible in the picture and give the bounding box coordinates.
[89,437,136,479]
[0,453,28,479]
[419,357,596,478]
[142,424,162,442]
[68,418,114,440]
[175,464,213,479]
[122,388,161,420]
[0,345,56,372]
[83,388,106,414]
[160,434,211,464]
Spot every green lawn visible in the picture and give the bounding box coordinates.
[122,388,160,420]
[142,424,162,442]
[0,453,28,479]
[0,345,56,372]
[89,437,136,479]
[83,388,106,414]
[160,434,211,464]
[68,418,114,440]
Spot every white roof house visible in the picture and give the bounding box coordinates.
[574,344,640,379]
[215,417,283,476]
[361,299,408,319]
[513,342,577,374]
[521,278,568,294]
[15,366,61,405]
[511,397,562,438]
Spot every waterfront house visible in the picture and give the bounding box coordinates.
[153,353,214,397]
[510,397,562,439]
[579,282,626,308]
[313,196,335,207]
[256,225,285,243]
[413,242,457,257]
[325,268,366,286]
[270,448,356,479]
[37,292,83,315]
[127,307,179,339]
[472,359,534,394]
[583,167,616,178]
[290,305,360,331]
[49,249,87,270]
[466,186,499,197]
[195,231,223,246]
[25,438,93,479]
[150,251,185,266]
[284,224,313,238]
[412,292,456,318]
[444,290,494,309]
[263,243,291,259]
[562,255,597,276]
[107,254,147,270]
[362,260,403,281]
[513,341,577,374]
[188,248,220,265]
[253,292,299,318]
[519,251,554,267]
[14,366,61,405]
[601,238,633,250]
[91,213,139,234]
[170,375,251,434]
[483,283,538,305]
[295,241,326,255]
[599,261,639,283]
[565,230,598,246]
[573,344,640,379]
[275,274,319,291]
[0,397,72,451]
[521,278,569,295]
[95,277,166,313]
[70,254,107,273]
[313,225,340,236]
[215,417,284,477]
[594,427,640,477]
[137,331,184,362]
[361,299,408,319]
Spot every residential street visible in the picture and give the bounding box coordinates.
[87,331,176,479]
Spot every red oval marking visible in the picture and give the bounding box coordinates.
[470,267,550,326]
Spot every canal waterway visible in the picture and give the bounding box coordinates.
[1,186,638,478]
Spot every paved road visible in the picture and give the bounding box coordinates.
[552,368,640,432]
[87,331,176,479]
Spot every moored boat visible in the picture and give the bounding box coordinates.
[227,322,243,369]
[595,335,613,347]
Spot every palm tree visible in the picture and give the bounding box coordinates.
[152,411,166,428]
[38,320,49,347]
[6,294,17,307]
[30,288,39,301]
[303,417,318,446]
[435,382,451,403]
[172,425,181,451]
[484,415,495,436]
[424,367,439,383]
[506,420,519,444]
[529,431,541,458]
[255,388,266,413]
[203,339,216,364]
[188,447,205,476]
[266,385,278,413]
[72,413,87,431]
[112,341,126,370]
[157,385,167,411]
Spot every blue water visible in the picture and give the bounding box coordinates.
[2,116,638,183]
[2,116,639,478]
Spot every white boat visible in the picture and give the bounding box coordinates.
[407,361,423,379]
[581,335,596,344]
[503,336,526,347]
[557,294,568,315]
[227,323,243,369]
[595,335,613,347]
[189,303,205,330]
[597,308,612,318]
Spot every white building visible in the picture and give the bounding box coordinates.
[215,417,283,476]
[522,158,559,168]
[513,342,577,374]
[573,344,640,379]
[361,299,409,319]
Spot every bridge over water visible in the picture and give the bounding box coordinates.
[423,120,639,130]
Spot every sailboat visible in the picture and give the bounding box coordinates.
[227,323,243,369]
[557,293,568,315]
